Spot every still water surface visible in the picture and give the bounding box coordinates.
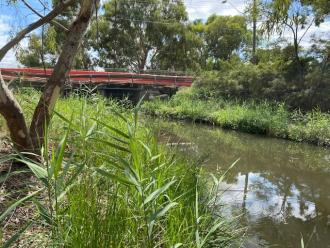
[155,120,330,248]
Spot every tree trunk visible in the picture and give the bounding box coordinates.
[29,0,99,151]
[251,0,258,64]
[0,72,32,152]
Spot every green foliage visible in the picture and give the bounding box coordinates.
[16,30,58,67]
[143,88,330,146]
[301,0,330,24]
[205,15,248,62]
[1,91,239,247]
[191,46,330,111]
[89,0,195,71]
[15,0,91,69]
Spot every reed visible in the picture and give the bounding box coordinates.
[0,90,240,247]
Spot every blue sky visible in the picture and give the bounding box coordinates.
[0,0,329,67]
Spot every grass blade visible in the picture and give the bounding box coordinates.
[143,179,176,206]
[91,138,130,153]
[92,118,130,139]
[95,168,135,186]
[148,202,178,223]
[2,221,33,248]
[32,199,53,225]
[54,132,69,179]
[0,190,42,222]
[0,170,30,184]
[16,159,48,186]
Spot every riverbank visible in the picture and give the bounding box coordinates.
[0,90,240,247]
[143,88,330,146]
[155,120,330,247]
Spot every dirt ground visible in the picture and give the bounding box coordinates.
[0,137,49,247]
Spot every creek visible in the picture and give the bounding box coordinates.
[155,120,330,248]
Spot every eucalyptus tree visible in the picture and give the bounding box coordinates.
[89,0,189,71]
[262,0,329,63]
[16,0,92,69]
[301,0,330,24]
[0,0,98,155]
[205,15,248,64]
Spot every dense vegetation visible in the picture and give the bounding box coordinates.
[0,90,240,247]
[192,43,330,111]
[17,0,330,110]
[1,0,330,246]
[143,88,330,146]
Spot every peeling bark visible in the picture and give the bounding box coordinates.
[0,72,32,152]
[30,0,99,151]
[0,0,97,157]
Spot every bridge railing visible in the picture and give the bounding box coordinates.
[0,67,194,87]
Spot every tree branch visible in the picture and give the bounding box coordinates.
[30,0,99,150]
[21,0,69,32]
[0,0,75,62]
[298,17,315,45]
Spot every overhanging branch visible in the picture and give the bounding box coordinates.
[21,0,69,32]
[0,0,75,62]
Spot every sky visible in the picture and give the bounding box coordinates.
[0,0,329,67]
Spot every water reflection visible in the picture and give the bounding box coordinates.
[155,120,330,248]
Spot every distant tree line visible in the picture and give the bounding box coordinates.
[16,0,250,71]
[16,0,330,110]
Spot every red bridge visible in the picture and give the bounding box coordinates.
[0,68,193,87]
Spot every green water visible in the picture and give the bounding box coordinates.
[155,120,330,248]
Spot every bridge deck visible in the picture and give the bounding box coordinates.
[0,68,193,87]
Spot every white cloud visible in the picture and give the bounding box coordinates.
[185,0,330,50]
[278,18,330,48]
[184,0,245,20]
[1,1,329,68]
[0,15,18,67]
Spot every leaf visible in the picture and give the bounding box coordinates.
[217,158,240,184]
[16,159,48,186]
[132,94,146,132]
[0,189,42,223]
[0,170,30,184]
[148,202,178,223]
[138,140,152,157]
[200,218,227,247]
[32,199,53,225]
[108,134,129,145]
[85,122,97,140]
[95,168,135,186]
[134,94,146,115]
[300,234,305,248]
[0,155,15,165]
[111,108,128,123]
[195,182,199,222]
[2,221,32,248]
[63,164,84,191]
[143,179,176,206]
[150,154,161,162]
[52,110,79,130]
[171,243,183,248]
[92,118,130,139]
[54,131,69,179]
[124,167,141,189]
[91,138,130,153]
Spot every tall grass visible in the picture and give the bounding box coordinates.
[0,90,240,247]
[143,88,330,146]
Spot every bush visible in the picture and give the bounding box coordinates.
[192,61,330,111]
[143,88,330,146]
